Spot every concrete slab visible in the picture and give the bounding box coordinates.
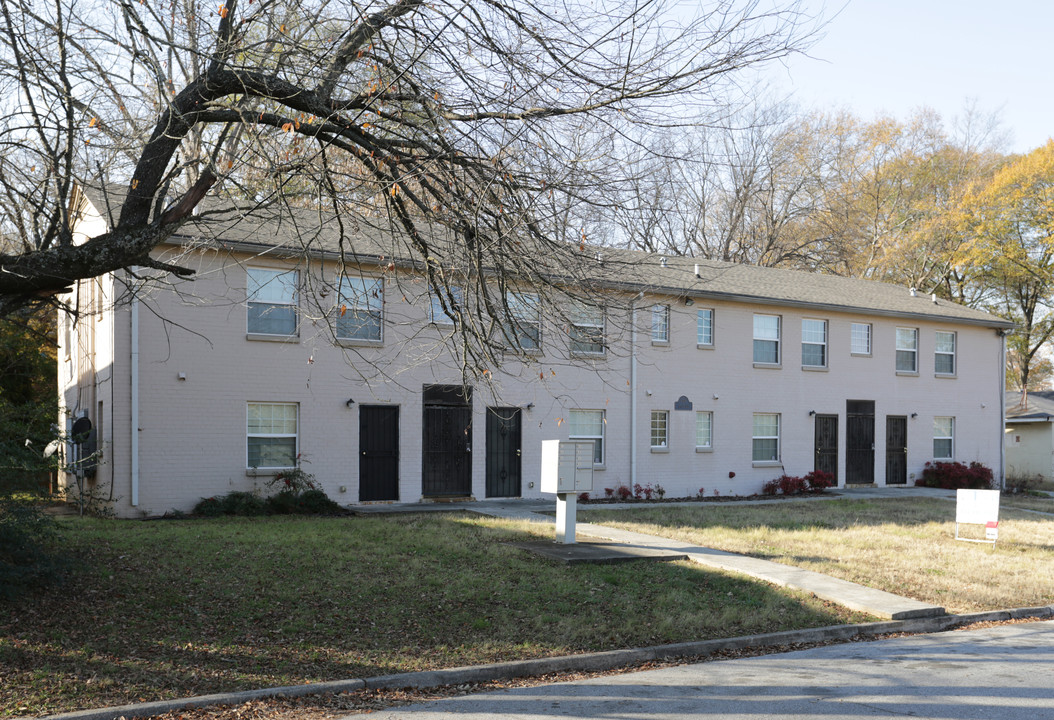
[505,540,689,565]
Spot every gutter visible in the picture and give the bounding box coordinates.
[131,273,140,507]
[999,331,1007,490]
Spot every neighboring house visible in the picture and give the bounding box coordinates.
[59,188,1014,517]
[1005,391,1054,481]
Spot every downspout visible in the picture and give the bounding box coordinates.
[629,295,639,487]
[999,330,1007,490]
[130,274,140,507]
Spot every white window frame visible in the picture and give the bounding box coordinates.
[697,308,714,347]
[651,304,670,344]
[935,331,956,375]
[505,291,541,351]
[801,318,828,368]
[570,303,606,356]
[695,411,713,451]
[336,275,384,343]
[650,410,669,450]
[933,416,955,460]
[569,409,605,466]
[429,285,463,326]
[752,413,780,463]
[896,327,918,373]
[851,322,872,356]
[247,402,299,470]
[753,314,781,365]
[247,267,299,337]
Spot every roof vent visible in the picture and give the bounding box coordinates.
[694,263,700,278]
[931,293,938,303]
[910,287,917,297]
[660,256,667,268]
[595,251,602,265]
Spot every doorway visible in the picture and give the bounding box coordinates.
[422,385,473,497]
[846,400,875,484]
[359,405,399,501]
[486,407,522,497]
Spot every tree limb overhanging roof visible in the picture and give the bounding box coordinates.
[81,185,1016,330]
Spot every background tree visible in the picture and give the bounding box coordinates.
[958,141,1054,390]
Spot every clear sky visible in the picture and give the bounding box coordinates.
[764,0,1052,153]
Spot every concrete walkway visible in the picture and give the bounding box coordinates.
[364,620,1054,720]
[458,486,952,620]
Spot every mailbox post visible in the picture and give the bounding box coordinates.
[540,440,594,544]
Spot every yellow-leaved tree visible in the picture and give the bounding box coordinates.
[958,140,1054,390]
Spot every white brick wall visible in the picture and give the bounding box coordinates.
[66,245,1006,517]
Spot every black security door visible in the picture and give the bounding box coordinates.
[886,416,908,485]
[422,385,473,497]
[846,400,875,484]
[486,407,522,497]
[814,414,838,482]
[359,405,399,501]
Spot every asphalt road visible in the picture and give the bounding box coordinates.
[362,620,1054,719]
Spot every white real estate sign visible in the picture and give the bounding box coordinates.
[955,488,1000,544]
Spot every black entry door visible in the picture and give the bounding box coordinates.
[359,405,399,501]
[422,385,472,497]
[886,416,908,485]
[486,407,522,498]
[814,414,838,482]
[846,400,875,484]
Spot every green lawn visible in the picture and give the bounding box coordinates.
[0,512,868,716]
[583,497,1054,614]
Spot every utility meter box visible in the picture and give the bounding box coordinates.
[540,440,594,494]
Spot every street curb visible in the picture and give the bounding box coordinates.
[41,605,1054,720]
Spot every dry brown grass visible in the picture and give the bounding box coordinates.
[583,497,1054,614]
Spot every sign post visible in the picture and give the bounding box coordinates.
[955,488,1000,546]
[540,440,594,544]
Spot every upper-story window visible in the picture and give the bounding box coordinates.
[753,314,780,365]
[570,303,605,355]
[506,291,541,351]
[935,331,956,375]
[851,322,872,355]
[651,304,670,343]
[802,318,828,368]
[429,285,463,326]
[697,309,714,347]
[247,267,298,336]
[896,327,918,373]
[337,276,383,342]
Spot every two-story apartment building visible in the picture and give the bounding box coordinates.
[59,189,1013,517]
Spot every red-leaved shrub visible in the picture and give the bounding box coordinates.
[915,461,993,490]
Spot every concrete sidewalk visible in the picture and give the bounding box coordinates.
[463,486,954,620]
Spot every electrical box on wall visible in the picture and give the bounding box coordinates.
[540,440,594,494]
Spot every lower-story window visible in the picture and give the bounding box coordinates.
[933,416,954,460]
[696,411,713,449]
[569,409,605,465]
[247,402,299,469]
[650,410,669,448]
[752,413,780,462]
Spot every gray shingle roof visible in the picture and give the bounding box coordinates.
[82,184,1014,330]
[1006,391,1054,421]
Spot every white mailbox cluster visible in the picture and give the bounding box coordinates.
[540,440,594,494]
[540,440,593,544]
